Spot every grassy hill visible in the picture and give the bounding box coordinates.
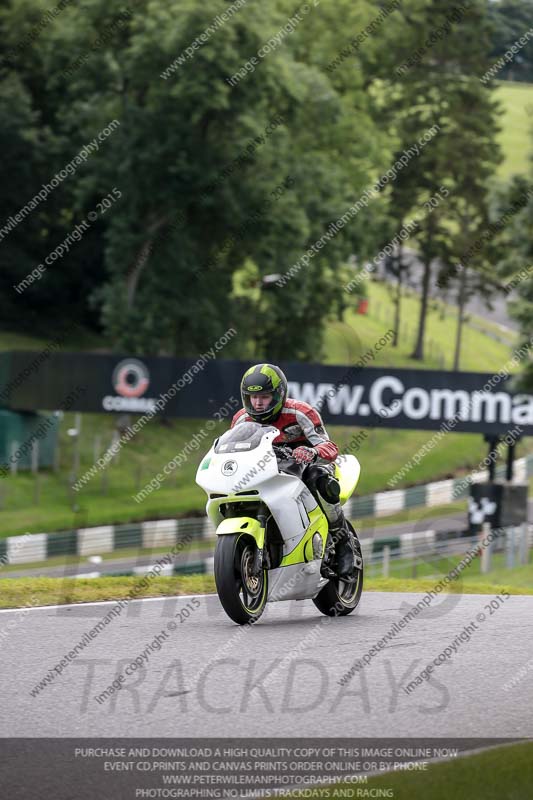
[325,280,517,371]
[495,80,533,178]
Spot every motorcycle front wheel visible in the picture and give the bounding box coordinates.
[214,533,268,625]
[313,521,363,617]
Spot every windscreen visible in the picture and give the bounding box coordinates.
[214,422,277,454]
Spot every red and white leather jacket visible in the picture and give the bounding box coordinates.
[230,398,339,462]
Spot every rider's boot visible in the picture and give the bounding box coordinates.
[305,465,356,581]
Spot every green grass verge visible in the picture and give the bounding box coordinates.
[2,575,217,608]
[447,556,533,591]
[495,81,533,179]
[3,571,533,609]
[328,741,533,800]
[367,549,533,591]
[366,577,533,594]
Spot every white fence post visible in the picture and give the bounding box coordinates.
[31,440,39,474]
[54,438,60,472]
[93,435,101,465]
[506,527,516,569]
[382,545,390,578]
[480,522,492,574]
[519,523,529,566]
[10,441,18,475]
[111,431,120,464]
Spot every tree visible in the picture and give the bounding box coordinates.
[494,172,533,390]
[487,0,533,83]
[0,0,111,334]
[0,0,385,360]
[371,0,502,363]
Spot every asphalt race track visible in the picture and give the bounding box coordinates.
[2,589,532,738]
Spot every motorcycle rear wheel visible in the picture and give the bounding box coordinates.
[313,522,363,617]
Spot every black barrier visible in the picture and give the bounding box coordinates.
[469,483,529,533]
[0,737,524,800]
[0,351,532,435]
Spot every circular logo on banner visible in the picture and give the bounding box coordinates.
[222,460,238,476]
[112,359,150,398]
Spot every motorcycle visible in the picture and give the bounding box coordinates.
[195,421,363,625]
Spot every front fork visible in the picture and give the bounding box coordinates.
[251,509,268,576]
[252,547,264,576]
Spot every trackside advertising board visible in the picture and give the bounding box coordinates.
[0,352,531,436]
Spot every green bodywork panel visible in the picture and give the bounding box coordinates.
[280,505,328,567]
[335,456,361,504]
[216,508,328,569]
[216,516,265,549]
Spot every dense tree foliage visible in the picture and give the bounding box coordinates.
[488,0,533,83]
[494,171,533,389]
[0,0,529,381]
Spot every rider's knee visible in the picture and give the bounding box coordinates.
[320,475,340,503]
[305,465,340,504]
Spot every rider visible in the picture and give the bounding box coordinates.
[231,363,356,580]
